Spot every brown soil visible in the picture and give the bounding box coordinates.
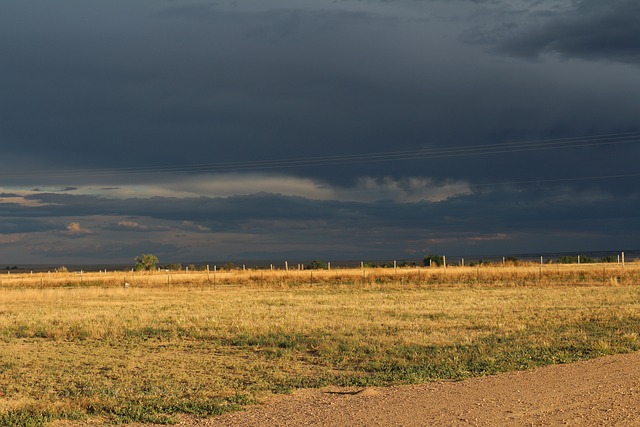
[210,351,640,426]
[52,351,640,426]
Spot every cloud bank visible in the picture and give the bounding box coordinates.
[0,0,638,263]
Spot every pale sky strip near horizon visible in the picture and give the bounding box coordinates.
[0,0,639,264]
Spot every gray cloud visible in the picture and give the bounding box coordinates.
[1,0,639,263]
[102,220,171,233]
[1,183,636,263]
[28,239,181,262]
[475,0,640,64]
[0,217,60,234]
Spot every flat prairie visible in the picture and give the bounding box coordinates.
[0,264,638,425]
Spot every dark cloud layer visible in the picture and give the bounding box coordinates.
[2,186,638,263]
[0,0,639,263]
[490,0,640,64]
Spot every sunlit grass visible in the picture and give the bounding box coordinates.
[0,265,639,425]
[1,261,639,288]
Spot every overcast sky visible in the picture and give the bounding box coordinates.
[1,0,639,265]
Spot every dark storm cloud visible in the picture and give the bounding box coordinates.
[1,0,639,185]
[476,0,640,64]
[28,239,181,261]
[2,1,402,172]
[15,186,640,238]
[0,217,59,234]
[20,192,349,228]
[2,179,639,262]
[1,0,640,262]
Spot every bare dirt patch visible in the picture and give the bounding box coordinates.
[207,351,640,426]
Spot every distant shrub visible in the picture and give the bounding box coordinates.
[423,255,444,267]
[397,261,416,268]
[135,254,159,271]
[306,260,327,270]
[557,255,595,264]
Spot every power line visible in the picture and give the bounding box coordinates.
[2,131,639,179]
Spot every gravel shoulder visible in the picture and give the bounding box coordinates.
[210,351,640,426]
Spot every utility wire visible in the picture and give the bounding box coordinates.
[2,131,639,179]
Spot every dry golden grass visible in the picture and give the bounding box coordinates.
[0,264,639,425]
[1,261,639,288]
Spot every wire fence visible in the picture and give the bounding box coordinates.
[1,258,639,289]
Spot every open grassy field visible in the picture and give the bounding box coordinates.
[0,264,639,426]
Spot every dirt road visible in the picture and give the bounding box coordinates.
[52,351,640,426]
[210,351,640,426]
